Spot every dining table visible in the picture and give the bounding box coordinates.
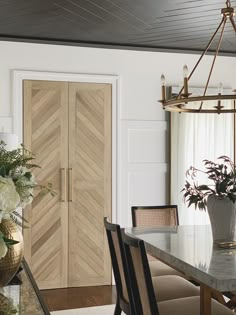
[125,224,236,315]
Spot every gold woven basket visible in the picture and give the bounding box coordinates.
[0,219,24,287]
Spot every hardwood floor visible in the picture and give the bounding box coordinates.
[40,285,117,312]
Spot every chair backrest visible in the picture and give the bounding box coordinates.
[122,230,160,315]
[104,218,135,315]
[131,205,179,227]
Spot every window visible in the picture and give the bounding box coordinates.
[170,88,234,225]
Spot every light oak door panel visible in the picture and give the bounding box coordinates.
[23,80,69,289]
[68,83,112,287]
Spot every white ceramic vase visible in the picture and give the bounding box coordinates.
[207,195,236,242]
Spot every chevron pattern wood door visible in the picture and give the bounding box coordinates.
[68,83,112,287]
[23,80,69,289]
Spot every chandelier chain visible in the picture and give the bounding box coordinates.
[176,17,225,100]
[199,16,227,111]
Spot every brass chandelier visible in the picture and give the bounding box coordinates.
[160,0,236,114]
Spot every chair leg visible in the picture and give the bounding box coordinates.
[211,289,226,304]
[114,298,122,315]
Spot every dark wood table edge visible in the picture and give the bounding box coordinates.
[22,258,50,315]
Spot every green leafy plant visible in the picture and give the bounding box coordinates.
[182,155,236,211]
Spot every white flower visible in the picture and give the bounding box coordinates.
[0,238,7,259]
[0,176,20,216]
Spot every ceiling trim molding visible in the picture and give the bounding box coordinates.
[1,35,236,57]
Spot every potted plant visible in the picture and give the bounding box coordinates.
[182,155,236,241]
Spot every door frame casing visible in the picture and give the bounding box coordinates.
[12,70,119,225]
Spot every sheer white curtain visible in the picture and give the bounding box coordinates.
[171,102,234,225]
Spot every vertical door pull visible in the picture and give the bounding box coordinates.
[68,168,73,202]
[60,168,66,202]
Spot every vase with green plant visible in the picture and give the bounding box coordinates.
[182,155,236,241]
[0,141,54,286]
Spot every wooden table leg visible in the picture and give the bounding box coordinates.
[200,284,212,315]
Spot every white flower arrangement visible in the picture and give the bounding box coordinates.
[0,142,54,259]
[0,142,54,224]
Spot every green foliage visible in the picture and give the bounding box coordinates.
[10,211,29,229]
[182,155,236,211]
[0,232,19,247]
[0,141,39,176]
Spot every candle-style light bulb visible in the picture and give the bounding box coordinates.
[182,65,189,96]
[161,74,166,86]
[160,74,166,101]
[218,82,223,94]
[183,65,189,78]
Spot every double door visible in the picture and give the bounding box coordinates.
[23,80,112,289]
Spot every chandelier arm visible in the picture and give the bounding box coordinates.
[177,17,225,98]
[229,16,236,32]
[199,16,227,111]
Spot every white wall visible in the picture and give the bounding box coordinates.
[0,41,236,226]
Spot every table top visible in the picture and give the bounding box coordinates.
[0,259,50,315]
[125,225,236,292]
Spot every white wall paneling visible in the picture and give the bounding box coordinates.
[128,124,168,164]
[120,120,169,227]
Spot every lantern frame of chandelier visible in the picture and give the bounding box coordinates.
[160,0,236,114]
[163,95,236,113]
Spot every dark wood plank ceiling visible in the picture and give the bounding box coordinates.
[0,0,236,55]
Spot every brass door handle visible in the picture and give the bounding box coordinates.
[68,168,73,202]
[60,168,66,202]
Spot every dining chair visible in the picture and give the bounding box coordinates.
[104,217,134,315]
[121,230,233,315]
[131,205,179,228]
[131,205,184,277]
[104,218,200,315]
[131,206,226,304]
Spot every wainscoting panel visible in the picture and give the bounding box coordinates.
[119,120,169,227]
[128,123,167,164]
[128,165,168,216]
